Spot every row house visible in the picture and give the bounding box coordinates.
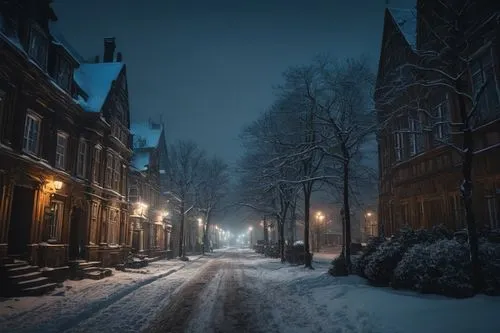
[375,1,500,235]
[0,0,132,267]
[129,120,173,258]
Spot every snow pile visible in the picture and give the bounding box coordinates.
[245,251,500,333]
[0,256,203,332]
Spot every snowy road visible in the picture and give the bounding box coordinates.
[3,248,500,333]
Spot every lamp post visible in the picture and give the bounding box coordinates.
[315,211,325,252]
[365,211,373,239]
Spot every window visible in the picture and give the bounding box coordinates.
[129,185,138,203]
[28,26,48,70]
[113,156,121,192]
[90,202,99,244]
[55,132,68,169]
[23,112,41,155]
[76,139,88,178]
[108,209,119,244]
[105,152,113,187]
[433,99,450,142]
[56,58,72,91]
[93,146,101,184]
[471,48,500,120]
[394,131,403,162]
[47,201,63,241]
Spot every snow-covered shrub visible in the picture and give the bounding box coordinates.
[328,252,348,276]
[393,239,473,298]
[391,243,430,290]
[393,225,451,249]
[479,240,500,295]
[363,240,404,286]
[356,236,385,278]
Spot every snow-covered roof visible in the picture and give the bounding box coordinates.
[130,122,162,149]
[131,151,150,171]
[73,62,124,112]
[388,8,417,50]
[48,21,85,63]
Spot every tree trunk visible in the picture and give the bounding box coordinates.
[303,186,313,269]
[458,91,482,292]
[263,217,269,244]
[343,157,352,272]
[279,219,286,262]
[178,202,185,258]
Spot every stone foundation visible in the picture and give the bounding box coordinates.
[37,244,68,267]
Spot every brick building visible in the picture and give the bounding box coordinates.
[0,0,132,267]
[376,1,500,235]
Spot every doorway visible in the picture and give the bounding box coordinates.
[69,207,86,259]
[7,186,35,255]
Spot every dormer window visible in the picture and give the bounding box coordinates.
[28,26,49,70]
[56,58,72,91]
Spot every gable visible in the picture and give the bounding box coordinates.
[73,62,124,113]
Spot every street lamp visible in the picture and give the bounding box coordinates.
[314,211,325,252]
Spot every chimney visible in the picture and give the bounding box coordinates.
[94,55,100,63]
[116,52,123,62]
[103,37,116,63]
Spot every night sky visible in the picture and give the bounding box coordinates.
[53,0,414,168]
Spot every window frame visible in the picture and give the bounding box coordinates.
[28,25,49,70]
[76,139,88,178]
[55,131,68,170]
[23,110,42,156]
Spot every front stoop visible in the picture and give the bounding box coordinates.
[0,259,58,297]
[68,260,113,280]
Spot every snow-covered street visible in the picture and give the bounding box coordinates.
[2,248,500,333]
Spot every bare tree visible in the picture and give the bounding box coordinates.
[238,107,301,261]
[166,140,205,258]
[312,57,376,272]
[376,2,499,290]
[197,156,230,254]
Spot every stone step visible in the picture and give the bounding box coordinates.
[20,283,58,296]
[81,267,102,273]
[2,261,28,269]
[15,276,51,289]
[8,271,42,282]
[83,268,112,280]
[69,261,102,269]
[7,265,39,275]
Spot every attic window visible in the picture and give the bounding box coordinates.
[56,58,72,92]
[28,25,49,70]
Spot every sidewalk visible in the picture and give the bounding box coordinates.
[0,255,204,319]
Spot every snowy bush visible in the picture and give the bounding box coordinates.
[355,236,385,278]
[479,240,500,295]
[391,243,430,290]
[393,239,474,298]
[363,240,404,286]
[393,225,452,249]
[328,253,348,276]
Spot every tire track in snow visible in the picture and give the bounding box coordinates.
[145,257,228,333]
[61,258,211,333]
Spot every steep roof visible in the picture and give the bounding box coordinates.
[388,7,417,50]
[131,151,150,171]
[130,122,163,149]
[48,21,84,63]
[73,62,124,113]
